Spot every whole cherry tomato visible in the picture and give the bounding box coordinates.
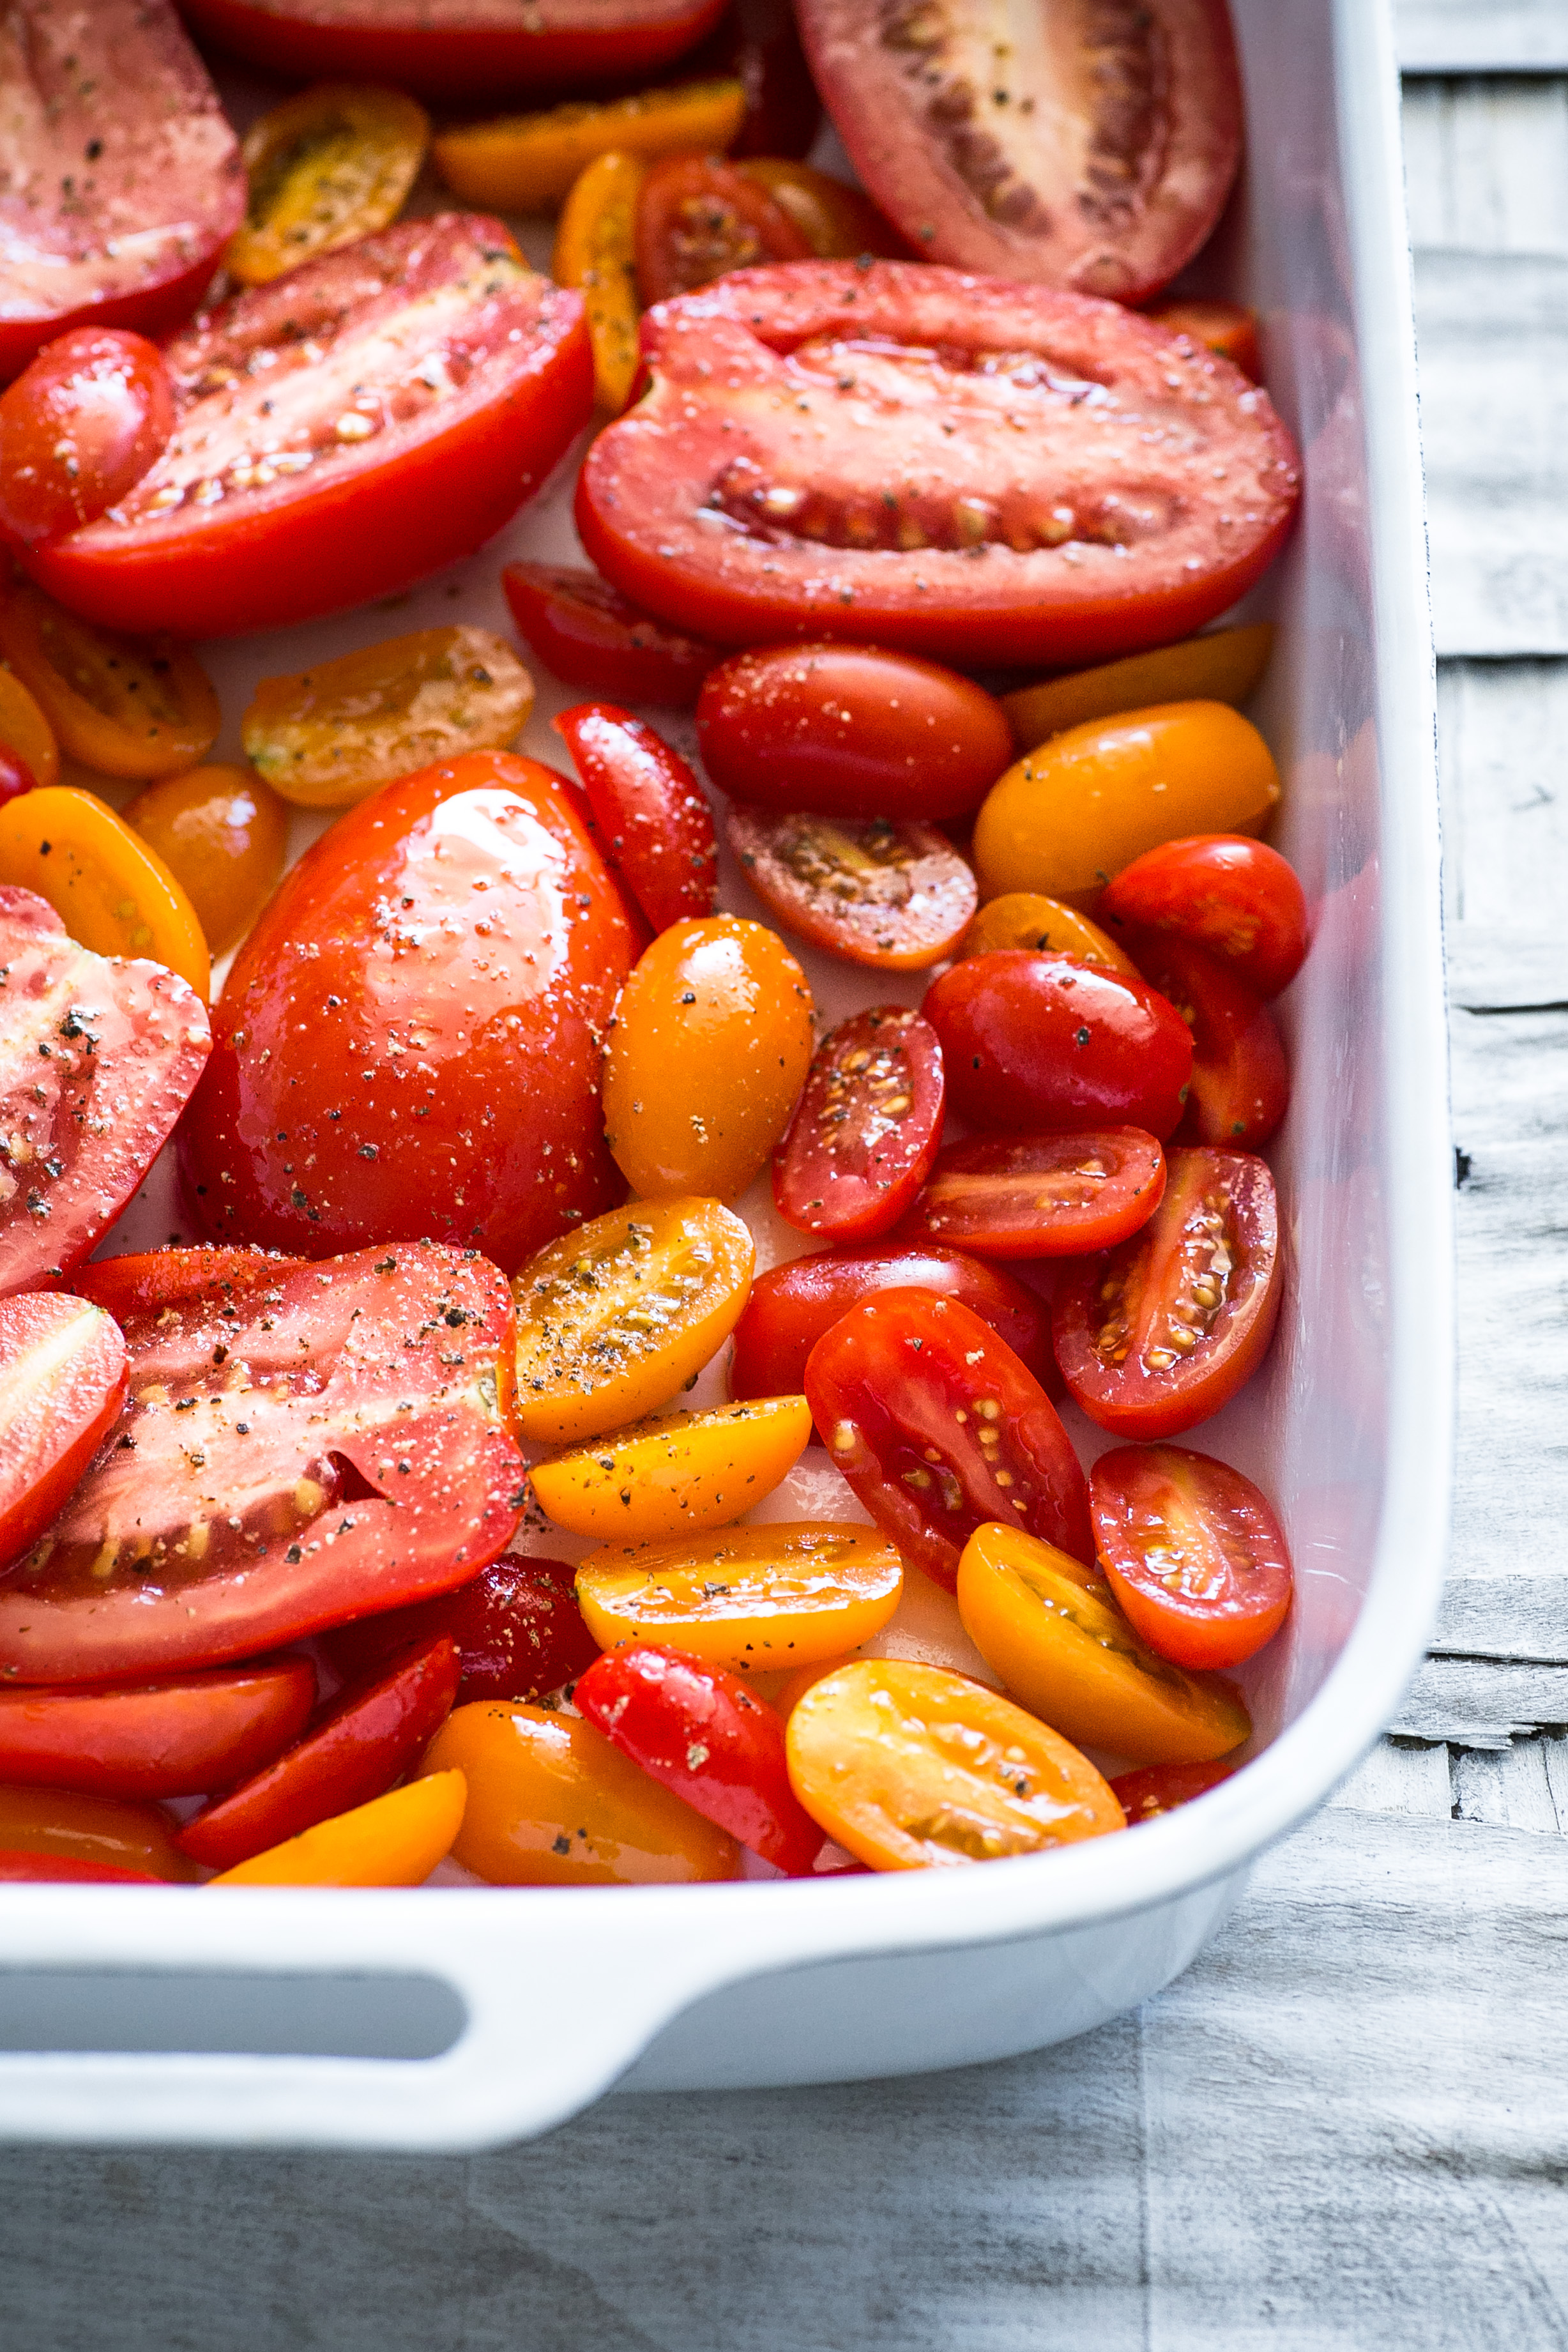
[321,1557,599,1706]
[124,765,289,959]
[501,562,720,706]
[1100,834,1309,999]
[0,330,173,547]
[1090,1444,1294,1672]
[1129,933,1290,1151]
[729,810,977,972]
[924,951,1193,1140]
[902,1129,1166,1260]
[0,1659,316,1801]
[773,1006,945,1242]
[1111,1758,1236,1826]
[554,702,718,932]
[226,85,430,286]
[0,1294,128,1566]
[635,155,812,306]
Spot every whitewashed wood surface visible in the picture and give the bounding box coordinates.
[5,29,1568,2349]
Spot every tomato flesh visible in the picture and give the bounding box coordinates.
[502,562,720,706]
[0,1658,316,1801]
[554,702,718,933]
[636,155,814,306]
[1090,1444,1293,1671]
[730,811,977,972]
[773,1006,945,1242]
[1100,834,1309,999]
[321,1555,598,1705]
[1129,933,1290,1152]
[903,1129,1166,1260]
[0,1294,128,1567]
[0,331,173,547]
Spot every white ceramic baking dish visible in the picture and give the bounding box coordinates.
[0,0,1448,2149]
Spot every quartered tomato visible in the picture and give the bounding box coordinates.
[554,151,649,416]
[577,1522,903,1673]
[635,155,813,306]
[0,1295,128,1566]
[209,1769,467,1888]
[736,162,908,260]
[1100,835,1309,999]
[531,1394,811,1541]
[0,1242,527,1684]
[924,951,1193,1140]
[320,1554,598,1705]
[729,811,977,972]
[0,887,209,1297]
[1090,1444,1294,1671]
[502,561,720,706]
[0,1782,197,1881]
[0,581,220,778]
[0,330,173,548]
[576,263,1301,666]
[1111,1757,1236,1825]
[903,1129,1165,1260]
[438,79,747,211]
[1053,1147,1282,1439]
[0,787,210,995]
[181,752,636,1271]
[804,1288,1092,1589]
[28,217,593,639]
[1001,623,1275,752]
[0,1658,315,1801]
[226,85,430,287]
[1145,301,1261,382]
[1129,933,1290,1151]
[124,766,289,961]
[0,0,243,381]
[554,703,717,932]
[957,894,1139,978]
[773,1005,944,1241]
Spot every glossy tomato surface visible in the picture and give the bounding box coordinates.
[181,752,636,1271]
[31,218,592,638]
[554,703,717,932]
[1130,933,1290,1151]
[773,1005,944,1242]
[321,1555,598,1704]
[1090,1443,1294,1671]
[0,331,172,547]
[577,263,1300,666]
[502,563,720,706]
[0,1294,128,1566]
[729,809,976,972]
[1100,834,1310,999]
[636,155,812,305]
[1111,1757,1235,1825]
[697,0,823,159]
[0,1658,315,1800]
[902,1129,1166,1259]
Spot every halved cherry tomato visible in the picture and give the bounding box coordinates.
[696,0,822,160]
[0,787,210,995]
[0,887,209,1296]
[903,1129,1166,1260]
[6,1243,526,1684]
[531,1394,811,1541]
[955,1522,1251,1766]
[635,155,814,305]
[773,1005,945,1242]
[924,951,1193,1140]
[0,669,59,790]
[29,218,593,641]
[0,581,220,779]
[0,1658,315,1801]
[698,643,1012,822]
[602,913,815,1199]
[438,80,747,211]
[554,702,717,932]
[735,161,908,259]
[1111,1757,1235,1825]
[729,811,977,973]
[1001,624,1275,752]
[0,330,174,548]
[0,1294,128,1564]
[786,1658,1123,1870]
[577,1640,822,1872]
[1144,301,1261,383]
[123,766,289,960]
[1129,933,1290,1151]
[576,263,1301,666]
[1101,835,1309,1000]
[0,1782,197,1880]
[502,561,721,706]
[804,1288,1092,1589]
[0,1849,162,1882]
[426,1704,736,1885]
[0,0,244,381]
[227,85,430,287]
[513,1196,755,1445]
[575,1522,903,1672]
[209,1768,467,1888]
[554,153,648,416]
[320,1555,598,1704]
[178,1635,461,1869]
[1090,1444,1294,1672]
[1053,1146,1282,1439]
[182,752,636,1270]
[958,893,1141,979]
[730,1242,1060,1400]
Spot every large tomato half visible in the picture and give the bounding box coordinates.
[180,752,636,1272]
[576,262,1300,666]
[30,218,591,639]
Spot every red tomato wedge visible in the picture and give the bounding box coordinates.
[796,0,1240,302]
[1053,1147,1282,1439]
[0,1658,315,1800]
[0,332,174,548]
[321,1554,599,1704]
[0,1294,128,1566]
[1090,1443,1293,1671]
[773,1005,945,1242]
[29,218,592,639]
[576,262,1301,666]
[0,886,210,1297]
[636,155,813,306]
[0,1244,526,1683]
[502,562,720,706]
[1101,836,1310,998]
[902,1129,1165,1260]
[804,1287,1092,1589]
[1112,1757,1235,1825]
[729,809,977,972]
[178,1635,461,1869]
[180,752,636,1273]
[554,703,717,932]
[0,1850,162,1883]
[0,1,243,382]
[1127,933,1290,1152]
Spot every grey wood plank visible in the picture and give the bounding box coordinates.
[1396,1656,1568,1743]
[1326,1736,1455,1815]
[1403,78,1568,256]
[1452,1736,1565,1828]
[1399,6,1568,75]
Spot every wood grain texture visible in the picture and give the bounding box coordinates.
[1399,4,1568,74]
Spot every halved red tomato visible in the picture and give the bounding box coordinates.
[1127,933,1290,1151]
[320,1554,599,1704]
[636,156,814,307]
[502,562,720,706]
[0,1657,316,1799]
[902,1129,1164,1260]
[729,809,977,971]
[1100,835,1309,999]
[0,332,173,548]
[0,1243,526,1683]
[773,1006,945,1243]
[1112,1757,1235,1825]
[1053,1147,1282,1439]
[554,703,717,932]
[924,950,1192,1139]
[29,217,592,639]
[0,1,243,382]
[796,0,1241,302]
[0,1294,128,1566]
[1090,1443,1293,1671]
[577,263,1300,666]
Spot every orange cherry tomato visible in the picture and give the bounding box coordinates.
[425,1702,738,1884]
[602,914,815,1200]
[0,1782,199,1881]
[123,765,289,958]
[0,785,210,995]
[0,328,173,547]
[0,581,220,779]
[957,893,1140,979]
[554,152,647,416]
[575,1522,904,1675]
[226,84,430,286]
[729,811,977,972]
[786,1658,1124,1870]
[1144,300,1261,382]
[531,1394,812,1541]
[1001,624,1274,754]
[434,80,748,211]
[635,153,813,305]
[208,1770,467,1887]
[0,667,59,789]
[734,160,908,258]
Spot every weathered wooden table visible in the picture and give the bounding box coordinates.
[6,11,1567,2343]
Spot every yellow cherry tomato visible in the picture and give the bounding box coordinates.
[955,1522,1251,1766]
[531,1394,812,1542]
[0,1782,199,1881]
[1001,623,1275,752]
[434,79,747,211]
[426,1702,739,1885]
[554,151,646,415]
[973,701,1281,909]
[576,1522,903,1676]
[512,1195,754,1446]
[0,582,220,780]
[208,1771,467,1887]
[957,892,1142,978]
[123,764,288,958]
[786,1658,1123,1870]
[0,666,59,788]
[226,83,430,287]
[241,626,535,809]
[603,914,816,1200]
[0,785,209,995]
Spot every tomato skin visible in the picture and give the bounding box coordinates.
[1002,624,1275,753]
[554,703,718,932]
[0,331,173,547]
[1100,835,1309,1000]
[575,1640,823,1872]
[0,1295,128,1566]
[1111,1757,1235,1825]
[729,810,977,974]
[924,950,1193,1142]
[699,0,823,160]
[209,1768,467,1888]
[958,894,1140,979]
[735,162,909,260]
[502,562,720,706]
[576,1522,903,1672]
[804,1288,1092,1590]
[0,749,34,807]
[320,1556,598,1706]
[0,786,211,997]
[0,1849,162,1883]
[227,85,430,287]
[635,155,813,307]
[1090,1444,1293,1671]
[124,765,289,961]
[773,1006,945,1243]
[0,1658,316,1801]
[1129,934,1290,1152]
[0,1783,197,1880]
[696,645,1012,823]
[903,1129,1166,1261]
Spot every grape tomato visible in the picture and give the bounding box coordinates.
[123,766,289,961]
[636,155,814,306]
[1144,301,1261,382]
[0,1782,199,1882]
[208,1769,467,1888]
[554,702,717,932]
[773,1005,945,1242]
[502,561,720,706]
[0,787,210,996]
[0,330,174,547]
[0,1294,128,1568]
[0,1658,315,1802]
[1090,1444,1294,1671]
[1130,933,1290,1151]
[1100,834,1309,1000]
[226,84,430,286]
[957,894,1140,979]
[0,669,59,791]
[575,1522,904,1673]
[903,1129,1166,1260]
[1001,624,1275,753]
[531,1395,812,1541]
[321,1555,598,1707]
[730,811,977,974]
[735,162,908,260]
[554,151,648,418]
